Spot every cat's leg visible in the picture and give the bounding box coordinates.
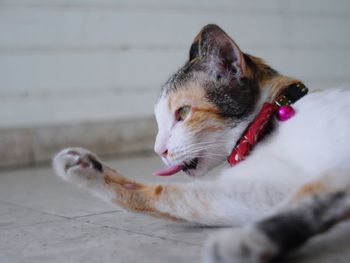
[53,147,265,225]
[204,172,350,263]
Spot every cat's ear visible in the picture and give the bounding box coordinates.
[189,24,247,78]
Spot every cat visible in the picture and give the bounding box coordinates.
[53,24,350,263]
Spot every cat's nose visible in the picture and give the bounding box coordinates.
[157,149,168,158]
[154,144,168,158]
[161,149,168,158]
[154,134,169,158]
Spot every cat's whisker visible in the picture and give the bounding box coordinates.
[194,154,226,159]
[177,140,227,152]
[175,149,225,161]
[175,143,228,155]
[175,146,223,157]
[189,152,226,157]
[184,142,227,151]
[187,146,226,154]
[183,138,229,146]
[191,155,223,162]
[174,151,227,163]
[186,147,222,154]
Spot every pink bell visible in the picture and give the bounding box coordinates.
[277,105,295,121]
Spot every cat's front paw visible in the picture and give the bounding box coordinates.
[203,227,278,263]
[53,147,104,185]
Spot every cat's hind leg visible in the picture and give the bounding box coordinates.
[204,171,350,263]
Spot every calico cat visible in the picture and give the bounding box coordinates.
[53,24,350,263]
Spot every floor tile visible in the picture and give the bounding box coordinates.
[1,155,350,263]
[0,166,117,217]
[0,219,201,263]
[0,201,62,230]
[76,210,217,245]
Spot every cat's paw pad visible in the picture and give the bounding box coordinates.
[53,147,103,183]
[203,227,277,263]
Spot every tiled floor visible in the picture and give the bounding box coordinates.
[1,154,350,263]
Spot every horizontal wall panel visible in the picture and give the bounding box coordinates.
[1,48,349,96]
[1,0,350,168]
[2,0,350,16]
[0,50,184,95]
[0,90,157,128]
[0,118,157,168]
[0,6,349,50]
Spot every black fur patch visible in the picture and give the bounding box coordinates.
[257,191,347,254]
[161,59,260,121]
[189,42,199,61]
[257,212,315,253]
[161,61,204,96]
[205,77,259,120]
[160,25,276,120]
[87,154,103,173]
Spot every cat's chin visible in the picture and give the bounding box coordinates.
[179,157,208,178]
[182,158,223,178]
[183,167,205,178]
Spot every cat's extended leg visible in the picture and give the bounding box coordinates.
[53,147,267,225]
[204,172,350,263]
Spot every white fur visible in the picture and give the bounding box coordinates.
[151,88,350,225]
[53,147,115,203]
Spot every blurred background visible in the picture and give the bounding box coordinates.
[1,0,350,169]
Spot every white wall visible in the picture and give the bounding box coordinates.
[1,0,350,128]
[1,0,350,168]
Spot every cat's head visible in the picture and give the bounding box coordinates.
[154,24,276,177]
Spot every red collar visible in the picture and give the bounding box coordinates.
[227,82,308,166]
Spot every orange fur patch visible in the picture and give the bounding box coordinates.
[263,76,300,102]
[167,83,209,111]
[245,54,301,102]
[167,83,225,133]
[103,167,180,221]
[154,185,163,196]
[291,181,328,202]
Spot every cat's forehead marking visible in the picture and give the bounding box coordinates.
[165,82,225,130]
[166,82,207,111]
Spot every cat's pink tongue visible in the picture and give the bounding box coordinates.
[153,164,183,176]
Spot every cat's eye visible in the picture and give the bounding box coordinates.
[175,106,191,122]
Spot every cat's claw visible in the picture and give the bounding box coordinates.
[203,227,278,263]
[53,147,104,184]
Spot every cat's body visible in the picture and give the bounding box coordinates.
[215,88,350,223]
[53,25,350,263]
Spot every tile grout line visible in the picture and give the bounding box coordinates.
[0,199,119,221]
[0,198,201,246]
[0,199,72,219]
[70,210,121,219]
[0,200,202,246]
[71,216,201,247]
[0,218,66,231]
